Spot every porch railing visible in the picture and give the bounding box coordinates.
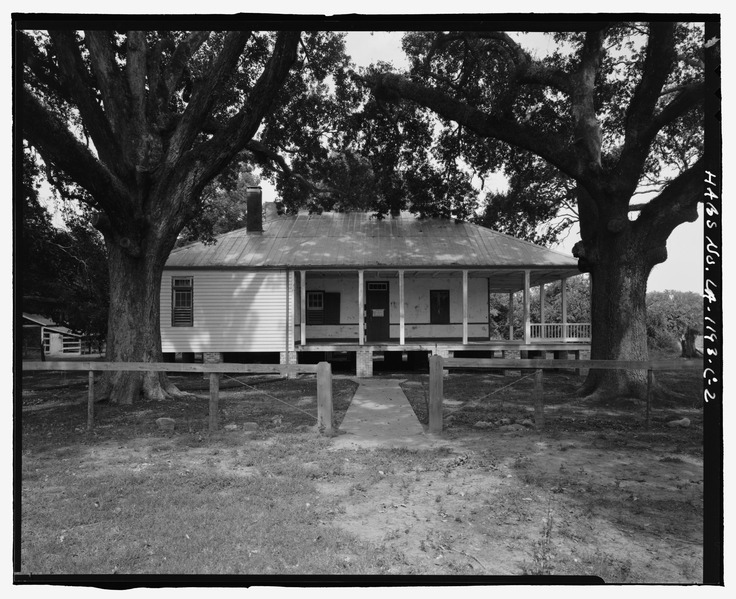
[530,323,591,341]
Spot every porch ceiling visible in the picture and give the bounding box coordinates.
[303,268,583,293]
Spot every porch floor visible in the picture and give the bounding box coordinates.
[296,338,590,352]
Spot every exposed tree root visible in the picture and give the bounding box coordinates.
[161,374,194,399]
[577,370,649,404]
[95,370,193,404]
[143,371,193,401]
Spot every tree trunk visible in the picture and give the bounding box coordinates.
[578,232,652,400]
[681,327,699,358]
[98,233,184,404]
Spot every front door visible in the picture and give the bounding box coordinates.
[365,281,390,342]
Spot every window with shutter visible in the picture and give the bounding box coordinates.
[172,277,193,326]
[306,291,341,325]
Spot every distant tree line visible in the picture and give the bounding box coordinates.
[646,290,703,356]
[22,145,108,351]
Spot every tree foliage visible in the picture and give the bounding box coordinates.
[646,290,703,353]
[267,59,479,221]
[22,146,109,347]
[176,163,260,246]
[21,145,57,309]
[475,158,578,245]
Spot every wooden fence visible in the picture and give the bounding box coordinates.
[428,356,704,433]
[22,361,333,434]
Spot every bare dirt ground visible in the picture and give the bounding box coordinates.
[323,429,702,580]
[19,366,703,581]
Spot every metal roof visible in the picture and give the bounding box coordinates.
[166,210,580,275]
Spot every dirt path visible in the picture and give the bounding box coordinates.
[331,378,446,450]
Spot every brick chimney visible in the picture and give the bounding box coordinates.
[246,187,263,233]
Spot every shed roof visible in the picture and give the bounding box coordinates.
[166,210,579,276]
[22,313,82,337]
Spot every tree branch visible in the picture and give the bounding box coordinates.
[625,22,677,132]
[84,31,131,139]
[47,31,123,171]
[364,72,579,180]
[20,32,71,103]
[126,31,148,129]
[163,31,211,97]
[615,23,677,191]
[190,31,301,185]
[244,139,336,196]
[427,31,571,94]
[570,28,606,178]
[645,82,705,141]
[21,85,127,211]
[634,157,703,263]
[164,31,251,169]
[614,79,704,200]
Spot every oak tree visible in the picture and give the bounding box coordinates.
[20,28,309,403]
[365,23,708,399]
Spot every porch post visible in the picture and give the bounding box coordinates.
[561,277,568,340]
[283,270,297,375]
[285,271,291,353]
[523,270,531,344]
[462,270,469,345]
[399,269,405,345]
[358,269,365,345]
[540,282,546,326]
[300,270,306,346]
[508,292,514,340]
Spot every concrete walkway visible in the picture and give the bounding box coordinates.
[331,378,447,450]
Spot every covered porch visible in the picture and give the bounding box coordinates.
[292,267,590,375]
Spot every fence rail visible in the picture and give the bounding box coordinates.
[428,356,703,434]
[22,361,332,434]
[21,361,319,374]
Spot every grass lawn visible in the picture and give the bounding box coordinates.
[18,363,704,582]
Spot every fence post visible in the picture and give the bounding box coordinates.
[573,350,581,376]
[533,368,545,430]
[646,369,653,430]
[87,370,94,431]
[429,354,444,434]
[317,362,333,435]
[209,372,220,433]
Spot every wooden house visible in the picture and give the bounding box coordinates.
[161,188,590,376]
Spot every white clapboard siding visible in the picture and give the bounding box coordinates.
[161,270,287,353]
